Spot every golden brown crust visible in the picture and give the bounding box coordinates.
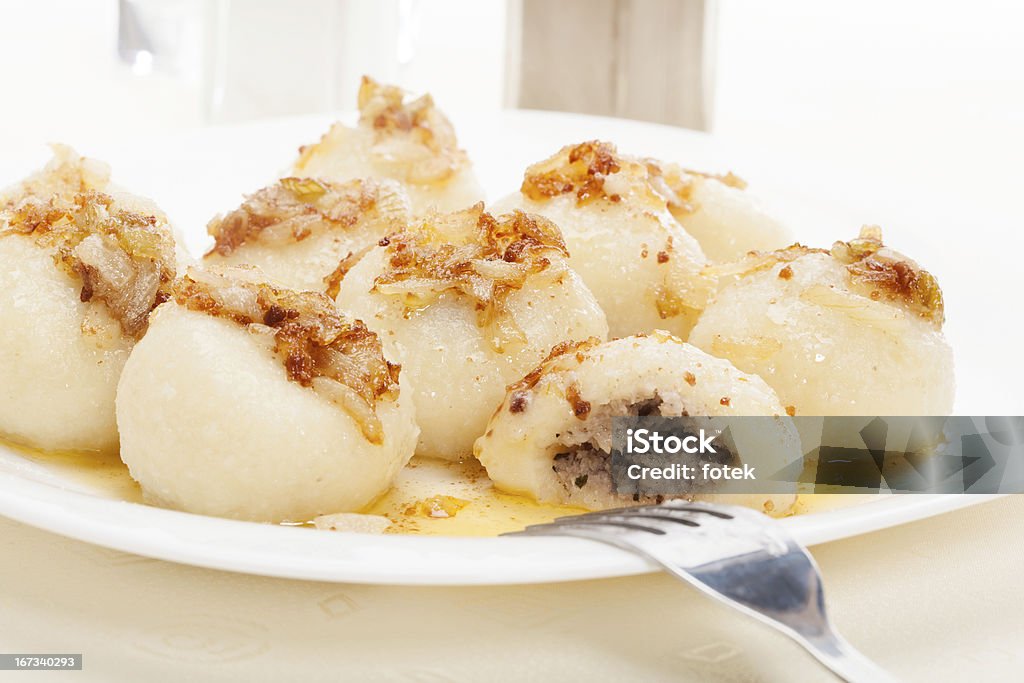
[521,141,626,206]
[831,226,945,325]
[371,204,568,323]
[1,190,175,338]
[174,267,400,443]
[206,177,404,256]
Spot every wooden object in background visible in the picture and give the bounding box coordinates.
[506,0,715,131]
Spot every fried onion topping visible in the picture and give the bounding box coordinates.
[1,190,175,338]
[831,225,944,325]
[206,177,408,256]
[174,266,401,443]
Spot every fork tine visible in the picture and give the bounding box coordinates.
[544,519,667,534]
[555,502,733,524]
[551,513,701,528]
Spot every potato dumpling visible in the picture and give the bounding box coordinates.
[689,227,955,416]
[292,77,484,214]
[475,333,797,515]
[644,160,792,262]
[491,141,715,339]
[204,176,410,292]
[116,266,419,522]
[0,146,176,453]
[335,204,608,460]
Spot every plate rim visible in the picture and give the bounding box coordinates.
[0,466,1003,585]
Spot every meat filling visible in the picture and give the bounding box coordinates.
[550,394,736,507]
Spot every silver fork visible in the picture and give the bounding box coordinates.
[505,501,897,682]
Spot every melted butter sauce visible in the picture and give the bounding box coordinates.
[4,441,861,536]
[365,458,589,536]
[4,440,145,503]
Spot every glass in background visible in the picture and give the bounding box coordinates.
[117,0,509,124]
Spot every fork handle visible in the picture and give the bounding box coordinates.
[653,557,900,683]
[801,632,900,683]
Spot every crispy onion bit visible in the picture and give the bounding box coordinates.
[403,495,469,519]
[521,140,626,205]
[206,177,407,256]
[373,203,566,303]
[831,226,944,325]
[174,267,400,443]
[356,76,469,184]
[370,204,568,349]
[1,190,175,338]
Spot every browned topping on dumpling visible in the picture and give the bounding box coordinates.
[371,204,568,322]
[1,190,175,338]
[296,77,469,186]
[358,77,457,151]
[521,140,625,205]
[174,267,400,443]
[206,177,405,256]
[831,226,944,325]
[565,382,591,420]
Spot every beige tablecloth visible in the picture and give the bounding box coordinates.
[0,496,1021,682]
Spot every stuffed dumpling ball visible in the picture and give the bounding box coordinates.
[0,146,176,453]
[689,227,955,416]
[116,266,418,522]
[491,141,715,339]
[292,77,484,215]
[334,204,608,460]
[474,333,797,515]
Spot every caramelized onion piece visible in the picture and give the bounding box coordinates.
[830,226,944,325]
[174,267,400,443]
[521,140,625,205]
[296,76,470,185]
[1,190,175,338]
[370,204,568,342]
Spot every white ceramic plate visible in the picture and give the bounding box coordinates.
[0,110,995,585]
[0,448,1002,585]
